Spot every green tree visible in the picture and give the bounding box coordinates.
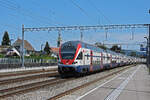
[110,45,121,53]
[95,42,107,50]
[1,31,10,46]
[130,51,137,57]
[44,42,52,55]
[120,50,125,54]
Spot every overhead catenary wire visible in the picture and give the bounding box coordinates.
[69,0,96,23]
[87,0,112,24]
[30,0,66,26]
[0,1,49,25]
[0,0,62,26]
[0,4,46,26]
[0,4,45,27]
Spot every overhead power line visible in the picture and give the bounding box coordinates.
[69,0,96,23]
[0,0,62,26]
[87,0,112,24]
[0,1,49,25]
[30,0,65,26]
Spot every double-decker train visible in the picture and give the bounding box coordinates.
[58,41,145,77]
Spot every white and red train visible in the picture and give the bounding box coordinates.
[58,41,145,77]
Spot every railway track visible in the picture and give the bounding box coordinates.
[0,77,74,99]
[0,68,57,78]
[0,65,136,99]
[48,65,135,100]
[0,72,59,85]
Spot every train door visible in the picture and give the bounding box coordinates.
[110,54,112,68]
[83,50,85,65]
[106,53,108,64]
[103,53,106,65]
[90,50,93,71]
[100,52,103,69]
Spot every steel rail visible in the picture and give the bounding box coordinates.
[0,78,74,99]
[0,68,57,78]
[0,72,59,85]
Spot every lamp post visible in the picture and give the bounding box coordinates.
[148,24,150,74]
[144,36,149,68]
[40,44,44,66]
[147,10,150,74]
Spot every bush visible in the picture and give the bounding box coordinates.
[0,54,4,58]
[25,54,57,60]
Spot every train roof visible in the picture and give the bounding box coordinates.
[62,41,137,58]
[62,41,117,54]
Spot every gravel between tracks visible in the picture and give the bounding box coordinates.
[3,65,137,100]
[0,77,56,91]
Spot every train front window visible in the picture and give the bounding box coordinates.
[61,43,76,52]
[61,53,75,59]
[60,42,79,59]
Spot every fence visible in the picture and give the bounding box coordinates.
[0,58,57,69]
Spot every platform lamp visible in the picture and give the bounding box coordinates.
[40,44,44,66]
[148,9,150,74]
[144,36,148,68]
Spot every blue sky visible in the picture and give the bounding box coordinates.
[0,0,149,50]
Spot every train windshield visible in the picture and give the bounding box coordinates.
[61,53,75,59]
[61,44,76,52]
[60,42,77,59]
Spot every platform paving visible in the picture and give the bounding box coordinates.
[78,64,150,100]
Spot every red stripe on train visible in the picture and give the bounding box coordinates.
[73,43,81,61]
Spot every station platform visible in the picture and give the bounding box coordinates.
[0,66,58,73]
[78,64,150,100]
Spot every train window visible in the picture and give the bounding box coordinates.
[61,42,76,52]
[87,54,89,60]
[77,52,83,60]
[61,53,75,59]
[84,54,89,60]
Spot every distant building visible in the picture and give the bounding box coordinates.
[51,47,59,54]
[12,38,35,56]
[50,47,59,57]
